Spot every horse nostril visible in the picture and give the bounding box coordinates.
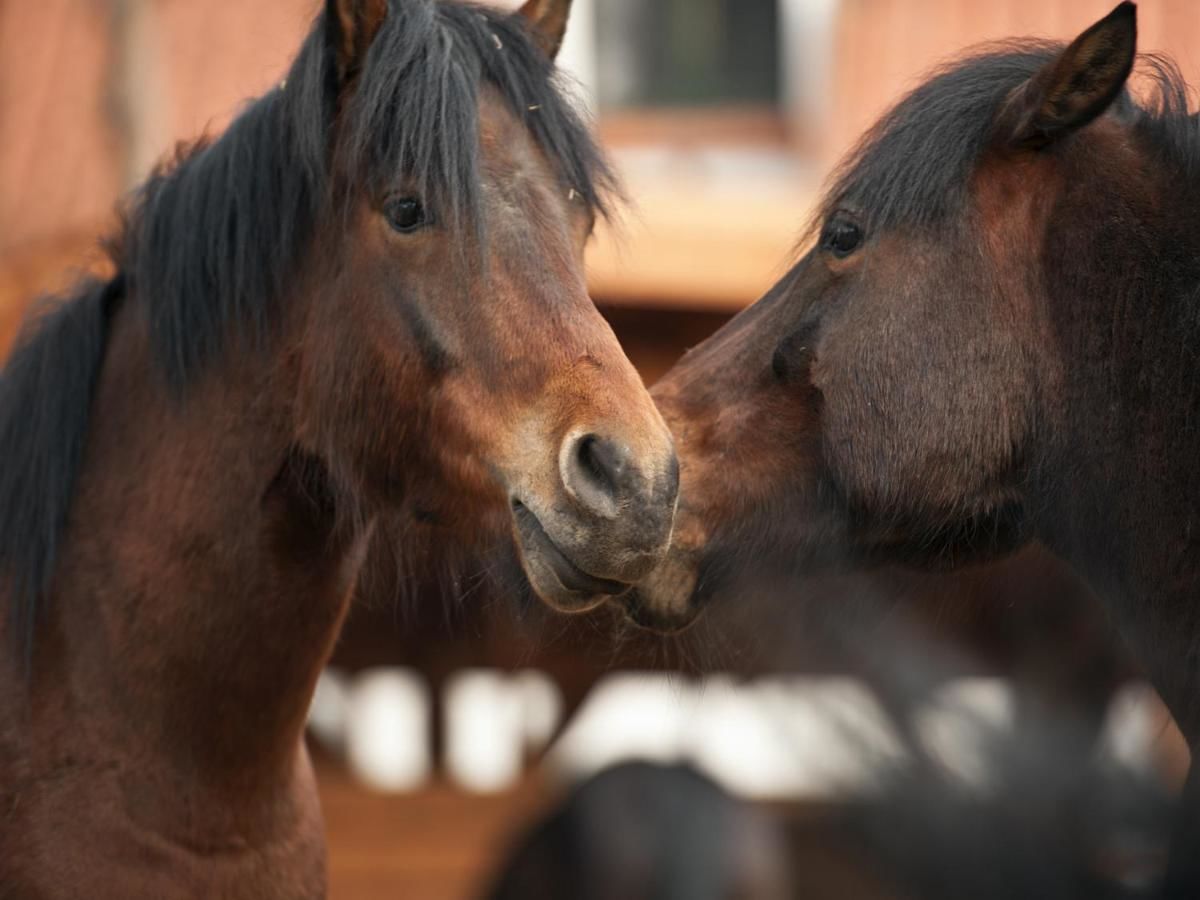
[579,434,626,487]
[563,433,632,516]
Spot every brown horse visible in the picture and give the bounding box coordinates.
[0,0,678,896]
[628,1,1200,893]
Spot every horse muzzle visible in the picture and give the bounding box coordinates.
[509,429,679,614]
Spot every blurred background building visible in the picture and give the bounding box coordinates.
[3,2,1199,898]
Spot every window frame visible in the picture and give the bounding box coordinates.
[559,0,840,152]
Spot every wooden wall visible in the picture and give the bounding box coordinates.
[8,1,1200,324]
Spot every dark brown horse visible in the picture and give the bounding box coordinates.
[0,0,678,896]
[628,2,1200,893]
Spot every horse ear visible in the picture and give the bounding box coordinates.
[1001,2,1136,149]
[517,0,573,61]
[327,0,388,84]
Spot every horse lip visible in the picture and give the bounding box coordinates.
[511,501,629,597]
[620,588,698,635]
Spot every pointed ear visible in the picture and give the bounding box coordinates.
[327,0,388,84]
[518,0,573,61]
[1000,2,1137,149]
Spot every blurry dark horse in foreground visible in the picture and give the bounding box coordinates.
[629,2,1200,893]
[487,762,792,900]
[0,0,678,896]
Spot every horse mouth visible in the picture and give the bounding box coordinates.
[617,546,703,634]
[620,589,698,635]
[511,500,630,606]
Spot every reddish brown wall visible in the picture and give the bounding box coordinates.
[1,2,122,253]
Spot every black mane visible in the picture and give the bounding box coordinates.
[815,41,1200,235]
[0,277,119,659]
[0,0,614,656]
[817,41,1062,234]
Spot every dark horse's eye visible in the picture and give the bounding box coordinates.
[822,218,864,258]
[384,197,429,234]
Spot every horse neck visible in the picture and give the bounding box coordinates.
[1035,182,1200,723]
[25,293,370,824]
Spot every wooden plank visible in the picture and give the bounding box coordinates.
[320,764,550,900]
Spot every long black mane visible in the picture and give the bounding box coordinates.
[815,41,1200,235]
[0,0,614,657]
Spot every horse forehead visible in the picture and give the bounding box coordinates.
[971,116,1138,241]
[970,153,1059,233]
[476,104,566,238]
[478,87,528,157]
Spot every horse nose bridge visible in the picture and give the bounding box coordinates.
[556,351,676,470]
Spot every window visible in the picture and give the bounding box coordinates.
[593,0,780,110]
[555,0,840,308]
[560,0,837,149]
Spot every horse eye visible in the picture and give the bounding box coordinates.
[384,197,429,234]
[822,219,864,258]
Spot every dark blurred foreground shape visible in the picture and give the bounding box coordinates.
[481,719,1175,900]
[485,762,793,900]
